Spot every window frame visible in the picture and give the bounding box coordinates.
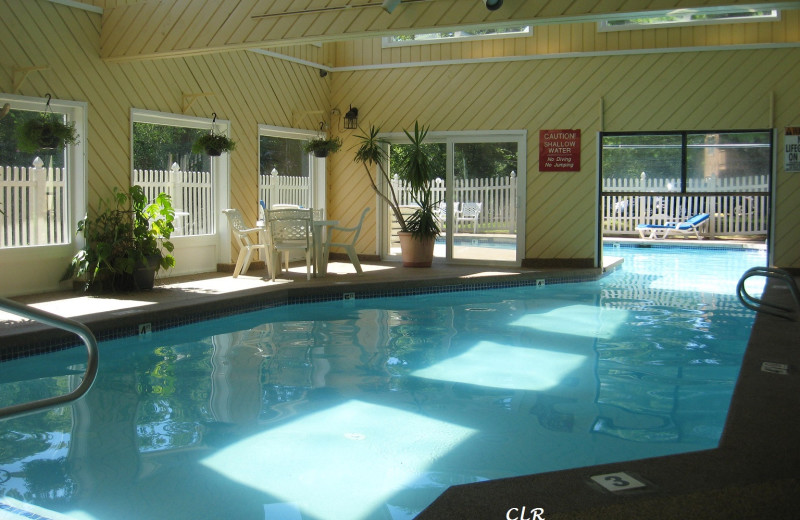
[598,9,780,32]
[600,129,773,196]
[382,26,531,48]
[258,124,326,213]
[379,129,527,266]
[0,93,87,252]
[131,108,231,269]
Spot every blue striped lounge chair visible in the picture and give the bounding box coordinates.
[636,213,710,239]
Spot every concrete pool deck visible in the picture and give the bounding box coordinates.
[1,253,797,519]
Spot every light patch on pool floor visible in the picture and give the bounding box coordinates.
[201,399,476,520]
[411,341,587,391]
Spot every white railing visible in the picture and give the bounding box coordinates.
[258,173,311,209]
[391,174,518,233]
[602,176,769,237]
[133,163,213,236]
[0,158,69,247]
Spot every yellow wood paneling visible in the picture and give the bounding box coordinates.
[331,47,800,266]
[99,0,793,61]
[2,0,326,260]
[333,11,800,68]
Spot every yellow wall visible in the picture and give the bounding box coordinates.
[0,0,327,295]
[334,11,800,67]
[329,46,800,267]
[2,0,799,297]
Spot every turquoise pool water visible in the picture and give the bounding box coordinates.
[0,246,766,520]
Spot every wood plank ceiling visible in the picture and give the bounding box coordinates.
[99,0,800,61]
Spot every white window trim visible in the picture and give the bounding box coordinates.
[131,108,231,265]
[598,9,780,32]
[379,129,526,266]
[383,26,531,48]
[0,93,87,253]
[258,124,327,214]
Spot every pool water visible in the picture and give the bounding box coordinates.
[0,246,766,520]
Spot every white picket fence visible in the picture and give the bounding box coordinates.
[0,158,69,247]
[133,164,214,236]
[391,174,518,233]
[602,176,769,237]
[258,173,311,209]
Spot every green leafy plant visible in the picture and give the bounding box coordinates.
[303,136,342,157]
[396,121,440,239]
[353,125,408,231]
[15,114,79,153]
[62,185,175,291]
[191,133,236,156]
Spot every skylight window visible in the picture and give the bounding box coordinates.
[599,9,779,31]
[383,26,530,47]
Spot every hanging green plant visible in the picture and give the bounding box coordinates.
[16,114,79,154]
[191,132,236,156]
[303,136,342,158]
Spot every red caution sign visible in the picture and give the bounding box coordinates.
[539,129,580,172]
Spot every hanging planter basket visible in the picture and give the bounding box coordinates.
[192,112,236,156]
[303,136,342,158]
[15,95,79,154]
[192,132,236,156]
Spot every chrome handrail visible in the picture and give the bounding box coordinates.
[736,267,800,320]
[0,297,99,419]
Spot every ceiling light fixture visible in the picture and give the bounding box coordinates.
[484,0,503,11]
[382,0,402,14]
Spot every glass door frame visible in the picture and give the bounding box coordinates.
[379,129,526,266]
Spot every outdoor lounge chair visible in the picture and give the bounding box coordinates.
[456,202,482,234]
[636,213,710,239]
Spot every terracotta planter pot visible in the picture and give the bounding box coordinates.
[398,231,435,267]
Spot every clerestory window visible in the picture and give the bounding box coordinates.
[599,9,779,31]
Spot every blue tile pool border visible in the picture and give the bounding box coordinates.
[1,271,601,361]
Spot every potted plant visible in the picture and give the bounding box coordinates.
[16,114,79,153]
[303,136,342,158]
[353,122,439,267]
[395,122,440,266]
[62,185,175,292]
[192,132,236,156]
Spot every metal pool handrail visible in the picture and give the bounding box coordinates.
[0,297,99,420]
[736,267,800,320]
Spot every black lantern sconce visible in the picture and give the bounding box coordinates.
[344,105,359,129]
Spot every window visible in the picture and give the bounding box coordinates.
[384,130,525,264]
[0,94,85,249]
[601,131,771,193]
[131,110,225,237]
[383,26,530,47]
[600,130,772,239]
[259,125,323,213]
[599,9,779,31]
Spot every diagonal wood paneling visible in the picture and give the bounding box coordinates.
[2,0,327,283]
[334,10,800,68]
[331,46,800,266]
[99,0,795,61]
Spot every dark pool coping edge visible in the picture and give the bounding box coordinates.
[415,277,800,519]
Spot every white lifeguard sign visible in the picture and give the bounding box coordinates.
[785,126,800,173]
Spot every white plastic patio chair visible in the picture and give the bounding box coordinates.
[456,202,482,233]
[223,209,270,278]
[322,207,370,275]
[268,208,313,281]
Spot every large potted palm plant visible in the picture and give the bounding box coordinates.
[353,122,439,267]
[395,122,440,266]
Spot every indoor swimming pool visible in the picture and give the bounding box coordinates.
[0,245,767,520]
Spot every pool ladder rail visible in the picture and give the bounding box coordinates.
[736,267,800,321]
[0,297,99,420]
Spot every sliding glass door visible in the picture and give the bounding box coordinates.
[384,130,525,265]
